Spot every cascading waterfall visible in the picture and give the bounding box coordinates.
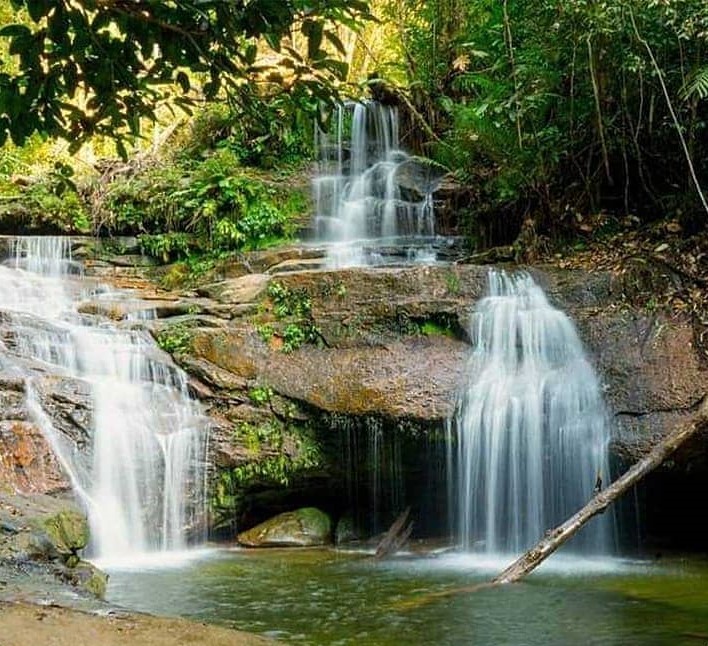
[0,237,208,562]
[451,270,613,555]
[313,101,438,268]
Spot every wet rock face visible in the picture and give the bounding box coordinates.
[0,371,93,492]
[179,265,490,426]
[0,492,106,598]
[191,328,468,422]
[578,311,706,460]
[0,421,69,495]
[0,495,87,563]
[541,267,708,465]
[168,262,708,469]
[237,507,332,547]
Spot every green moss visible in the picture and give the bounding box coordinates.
[254,281,321,353]
[420,321,455,337]
[445,271,461,295]
[248,385,274,406]
[40,510,89,555]
[211,420,324,530]
[27,509,89,564]
[237,507,332,547]
[156,323,194,355]
[83,569,108,598]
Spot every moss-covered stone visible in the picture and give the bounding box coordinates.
[73,561,108,598]
[29,509,88,563]
[237,507,332,547]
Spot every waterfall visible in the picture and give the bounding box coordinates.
[452,270,613,555]
[0,237,208,562]
[313,101,438,268]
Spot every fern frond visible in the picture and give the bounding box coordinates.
[680,66,708,101]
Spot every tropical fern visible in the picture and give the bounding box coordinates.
[680,66,708,101]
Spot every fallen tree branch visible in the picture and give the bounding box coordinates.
[393,91,448,147]
[494,395,708,584]
[397,395,708,609]
[375,507,413,559]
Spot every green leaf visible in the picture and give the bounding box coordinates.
[680,66,708,101]
[0,24,32,39]
[116,138,128,160]
[176,71,190,93]
[26,0,51,23]
[324,30,346,56]
[245,43,258,65]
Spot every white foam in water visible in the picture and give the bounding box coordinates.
[0,237,209,562]
[91,547,218,572]
[314,101,437,268]
[382,552,642,578]
[451,270,614,556]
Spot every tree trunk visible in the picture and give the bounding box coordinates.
[494,396,708,584]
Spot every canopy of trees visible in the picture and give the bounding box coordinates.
[0,0,371,152]
[1,0,707,241]
[376,0,708,235]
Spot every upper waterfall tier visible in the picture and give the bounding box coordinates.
[0,237,209,563]
[451,270,614,555]
[313,101,444,268]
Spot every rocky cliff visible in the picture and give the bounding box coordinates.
[3,239,706,547]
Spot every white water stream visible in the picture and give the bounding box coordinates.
[452,271,613,555]
[313,101,437,267]
[0,237,208,563]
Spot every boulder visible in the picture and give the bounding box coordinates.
[394,156,448,196]
[56,560,108,598]
[196,274,270,304]
[237,507,332,547]
[0,494,88,563]
[334,513,359,545]
[0,493,105,598]
[30,509,89,563]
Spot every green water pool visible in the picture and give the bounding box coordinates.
[104,548,708,645]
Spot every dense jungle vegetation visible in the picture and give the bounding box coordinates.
[1,0,707,255]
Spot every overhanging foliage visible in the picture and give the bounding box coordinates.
[0,0,373,152]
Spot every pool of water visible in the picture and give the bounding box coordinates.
[105,548,708,645]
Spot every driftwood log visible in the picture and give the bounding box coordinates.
[494,396,708,583]
[375,507,413,559]
[398,396,708,608]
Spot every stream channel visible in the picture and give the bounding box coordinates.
[105,548,708,646]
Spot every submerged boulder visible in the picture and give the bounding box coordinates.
[237,507,332,547]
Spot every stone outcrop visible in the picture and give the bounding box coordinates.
[539,268,708,466]
[2,236,705,547]
[237,507,332,547]
[0,493,106,597]
[153,261,707,468]
[0,420,68,495]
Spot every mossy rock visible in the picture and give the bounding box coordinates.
[28,509,89,563]
[334,513,359,545]
[237,507,332,547]
[72,561,109,598]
